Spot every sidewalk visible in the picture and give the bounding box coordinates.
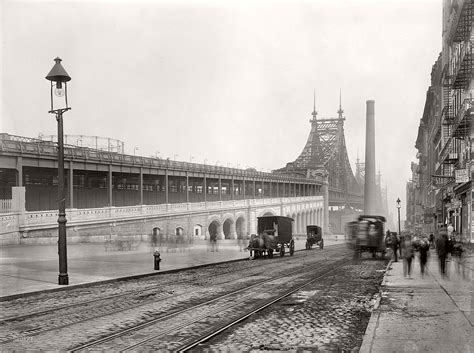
[360,250,473,352]
[0,236,344,299]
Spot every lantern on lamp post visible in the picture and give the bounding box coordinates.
[45,57,71,285]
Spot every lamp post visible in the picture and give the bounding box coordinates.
[396,198,401,237]
[45,57,71,285]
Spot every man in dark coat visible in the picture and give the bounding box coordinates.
[418,237,430,276]
[436,227,449,276]
[386,231,399,262]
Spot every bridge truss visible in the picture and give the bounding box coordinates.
[274,100,363,208]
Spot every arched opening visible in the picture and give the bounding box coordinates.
[175,227,183,236]
[262,211,274,217]
[223,219,233,239]
[151,227,161,247]
[208,221,219,239]
[236,217,245,239]
[193,224,202,237]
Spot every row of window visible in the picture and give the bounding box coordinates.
[12,171,320,194]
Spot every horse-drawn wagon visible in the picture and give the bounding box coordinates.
[346,215,386,258]
[306,225,324,249]
[248,215,295,258]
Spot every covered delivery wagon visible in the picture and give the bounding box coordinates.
[248,215,295,258]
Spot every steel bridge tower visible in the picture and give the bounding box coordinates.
[274,93,364,233]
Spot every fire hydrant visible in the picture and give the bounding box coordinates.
[153,250,161,270]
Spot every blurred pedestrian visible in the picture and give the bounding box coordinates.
[429,233,435,249]
[447,223,454,239]
[385,230,398,262]
[392,232,400,262]
[451,238,468,280]
[401,235,414,278]
[237,233,244,251]
[209,232,218,252]
[436,226,449,277]
[418,236,430,277]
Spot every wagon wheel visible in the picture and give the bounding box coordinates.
[289,240,295,256]
[279,245,285,257]
[319,239,324,250]
[268,249,274,258]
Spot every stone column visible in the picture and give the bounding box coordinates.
[12,186,26,231]
[203,174,207,202]
[248,208,257,234]
[108,165,113,207]
[218,177,222,201]
[231,178,235,200]
[217,222,224,240]
[139,167,143,205]
[16,156,23,187]
[165,170,169,204]
[186,172,189,203]
[230,221,237,239]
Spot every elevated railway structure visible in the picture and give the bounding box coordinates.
[0,133,325,245]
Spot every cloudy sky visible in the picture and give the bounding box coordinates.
[1,0,441,222]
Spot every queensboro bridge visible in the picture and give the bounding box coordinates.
[274,94,364,234]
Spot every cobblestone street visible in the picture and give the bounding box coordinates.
[200,258,387,352]
[0,246,388,351]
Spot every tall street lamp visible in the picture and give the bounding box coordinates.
[46,57,71,285]
[396,198,401,237]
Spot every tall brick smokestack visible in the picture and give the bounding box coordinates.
[364,100,376,214]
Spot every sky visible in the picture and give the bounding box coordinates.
[0,0,442,223]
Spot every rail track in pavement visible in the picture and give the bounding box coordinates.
[0,245,348,349]
[70,256,352,351]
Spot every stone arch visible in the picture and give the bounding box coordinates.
[175,226,184,236]
[208,220,219,240]
[223,218,234,239]
[235,216,246,239]
[257,208,277,217]
[151,226,161,247]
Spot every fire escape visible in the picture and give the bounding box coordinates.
[436,0,473,214]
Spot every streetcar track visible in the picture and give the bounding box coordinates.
[1,245,343,323]
[70,255,352,352]
[178,261,346,352]
[1,247,347,345]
